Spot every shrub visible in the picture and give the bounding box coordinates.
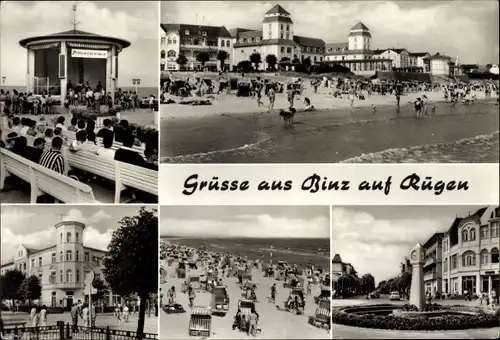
[71,107,120,122]
[333,304,500,331]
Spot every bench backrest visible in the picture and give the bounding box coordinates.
[64,130,145,154]
[1,148,97,203]
[116,160,158,195]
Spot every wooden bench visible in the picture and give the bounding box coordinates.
[66,151,158,203]
[64,130,145,154]
[0,148,98,203]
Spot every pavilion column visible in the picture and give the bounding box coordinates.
[60,42,67,106]
[26,49,35,94]
[488,276,492,294]
[110,45,117,103]
[105,48,111,94]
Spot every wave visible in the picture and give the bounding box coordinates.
[340,131,500,163]
[161,133,271,163]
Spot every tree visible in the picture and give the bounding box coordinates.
[237,60,252,72]
[196,51,210,70]
[91,277,107,301]
[18,275,41,306]
[249,52,262,71]
[360,273,376,294]
[176,54,188,71]
[102,207,158,337]
[217,50,229,71]
[292,57,300,64]
[2,269,25,305]
[302,57,311,72]
[265,54,278,71]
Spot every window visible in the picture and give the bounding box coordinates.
[173,39,177,44]
[462,251,476,267]
[23,263,26,270]
[481,249,489,264]
[66,270,72,283]
[221,40,225,47]
[66,250,72,262]
[287,47,291,53]
[314,56,317,62]
[328,48,332,52]
[451,254,457,270]
[161,37,166,45]
[492,248,499,264]
[60,251,63,262]
[239,38,243,43]
[66,232,71,243]
[161,50,166,58]
[281,47,285,53]
[286,25,290,31]
[313,48,316,52]
[280,33,283,39]
[201,31,207,36]
[51,253,56,264]
[256,37,260,42]
[50,271,56,284]
[286,33,289,40]
[470,228,476,241]
[76,251,80,262]
[185,30,190,35]
[31,259,35,268]
[281,24,283,30]
[84,252,90,262]
[241,50,244,54]
[60,270,63,283]
[167,50,176,58]
[160,64,165,71]
[481,226,489,239]
[38,257,42,267]
[443,257,448,272]
[462,230,468,242]
[76,270,80,283]
[492,221,499,237]
[76,232,79,243]
[60,233,63,243]
[167,38,172,44]
[226,40,230,47]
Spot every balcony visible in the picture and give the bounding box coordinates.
[181,44,218,51]
[424,257,436,267]
[423,271,439,281]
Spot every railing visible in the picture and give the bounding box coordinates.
[4,321,158,340]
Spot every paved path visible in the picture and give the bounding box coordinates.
[332,298,499,339]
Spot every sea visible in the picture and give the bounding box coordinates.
[0,85,159,99]
[160,100,499,163]
[161,237,330,270]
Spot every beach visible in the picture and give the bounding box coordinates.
[160,239,330,339]
[160,89,499,163]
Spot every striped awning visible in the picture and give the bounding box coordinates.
[68,42,110,50]
[29,42,60,50]
[317,308,330,316]
[191,308,210,315]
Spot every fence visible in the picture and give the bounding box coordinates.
[3,321,158,340]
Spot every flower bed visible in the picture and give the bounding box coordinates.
[71,107,120,122]
[333,304,500,331]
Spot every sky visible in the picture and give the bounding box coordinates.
[162,0,499,65]
[0,205,153,265]
[331,206,495,284]
[160,206,330,238]
[0,1,159,87]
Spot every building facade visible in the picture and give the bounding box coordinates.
[409,52,431,73]
[0,221,118,310]
[324,23,392,77]
[422,232,444,295]
[231,5,325,70]
[160,23,233,72]
[428,53,452,76]
[441,207,500,296]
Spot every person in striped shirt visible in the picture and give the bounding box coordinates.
[38,136,65,174]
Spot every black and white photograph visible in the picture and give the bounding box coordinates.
[0,1,159,204]
[160,0,499,164]
[331,206,500,339]
[159,206,331,339]
[0,205,159,339]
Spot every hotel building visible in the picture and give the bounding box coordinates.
[441,206,500,296]
[422,232,444,295]
[0,221,119,310]
[160,23,233,72]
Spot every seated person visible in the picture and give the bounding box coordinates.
[96,129,115,159]
[114,133,148,168]
[97,118,113,138]
[11,136,30,159]
[303,97,314,111]
[38,137,65,174]
[25,137,46,163]
[232,309,242,330]
[45,128,54,145]
[69,130,100,153]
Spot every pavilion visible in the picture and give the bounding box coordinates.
[19,29,130,106]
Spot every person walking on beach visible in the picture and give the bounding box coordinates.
[188,286,196,308]
[256,83,263,108]
[39,305,47,327]
[270,283,277,303]
[395,91,401,112]
[268,86,276,111]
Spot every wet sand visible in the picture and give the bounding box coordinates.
[160,263,329,339]
[161,99,499,163]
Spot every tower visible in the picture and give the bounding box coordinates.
[348,21,371,51]
[262,4,294,41]
[409,243,425,310]
[55,221,86,289]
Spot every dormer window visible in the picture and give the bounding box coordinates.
[251,37,254,42]
[201,31,207,36]
[343,47,347,52]
[185,30,190,35]
[256,37,260,42]
[328,48,332,52]
[239,38,244,43]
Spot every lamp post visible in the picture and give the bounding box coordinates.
[132,78,141,94]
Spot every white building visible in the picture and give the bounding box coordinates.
[489,64,499,75]
[441,207,500,296]
[0,221,119,310]
[428,53,452,76]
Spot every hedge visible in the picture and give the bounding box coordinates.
[333,304,500,331]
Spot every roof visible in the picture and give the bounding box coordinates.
[266,4,290,15]
[409,52,430,57]
[262,16,293,24]
[239,30,263,39]
[228,28,255,38]
[19,29,131,49]
[293,35,325,49]
[234,38,295,48]
[160,24,232,39]
[373,48,408,55]
[422,232,444,249]
[428,52,451,60]
[351,21,370,31]
[332,254,343,264]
